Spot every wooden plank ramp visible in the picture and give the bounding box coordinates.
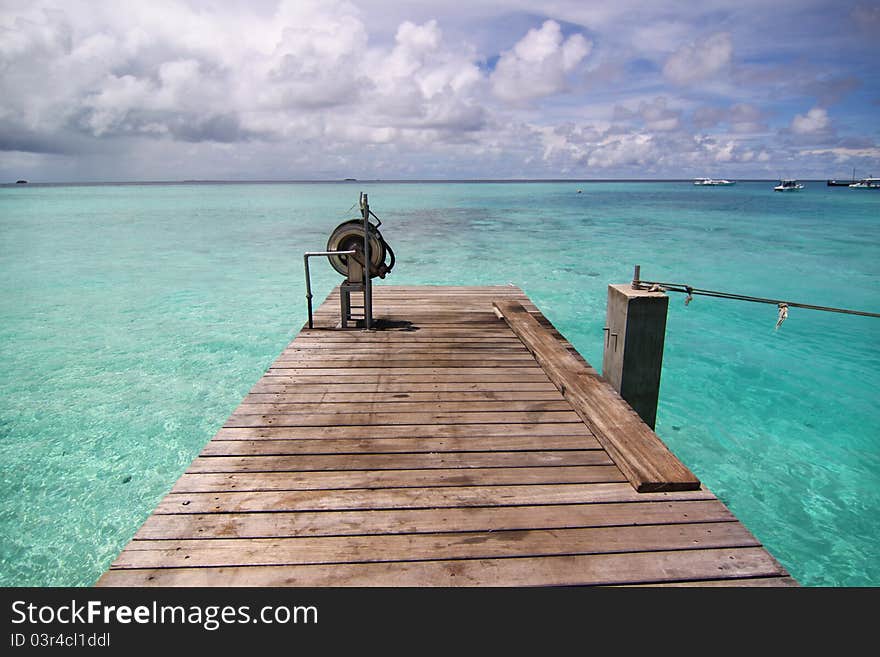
[97,285,795,587]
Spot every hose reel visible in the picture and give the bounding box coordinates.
[303,193,395,329]
[326,218,395,281]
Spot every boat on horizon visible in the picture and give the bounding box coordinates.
[693,178,736,186]
[828,168,857,186]
[774,179,805,191]
[849,177,880,189]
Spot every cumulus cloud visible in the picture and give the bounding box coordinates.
[692,103,765,133]
[0,1,876,181]
[692,106,726,129]
[363,19,485,132]
[663,32,732,85]
[537,122,606,163]
[587,133,656,167]
[636,97,681,131]
[708,140,735,162]
[727,103,765,133]
[791,107,830,134]
[533,117,778,175]
[490,20,591,103]
[613,97,681,131]
[262,0,369,111]
[802,145,880,160]
[0,0,491,152]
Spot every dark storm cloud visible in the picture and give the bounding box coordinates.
[0,126,72,155]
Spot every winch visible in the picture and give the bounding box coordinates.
[303,193,395,329]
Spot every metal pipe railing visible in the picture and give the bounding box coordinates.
[360,192,372,330]
[303,250,356,329]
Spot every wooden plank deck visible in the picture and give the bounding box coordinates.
[96,285,796,587]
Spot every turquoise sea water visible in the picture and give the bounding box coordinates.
[1,180,878,586]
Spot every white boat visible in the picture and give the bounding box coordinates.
[694,178,736,186]
[774,179,804,191]
[849,177,880,189]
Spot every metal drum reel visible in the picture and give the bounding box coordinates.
[326,218,394,282]
[303,193,395,329]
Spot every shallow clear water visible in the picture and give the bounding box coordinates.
[1,181,878,586]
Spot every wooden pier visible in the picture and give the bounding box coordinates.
[97,285,795,586]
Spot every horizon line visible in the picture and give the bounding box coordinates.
[2,177,839,186]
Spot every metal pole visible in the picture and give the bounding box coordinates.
[303,250,356,329]
[304,253,313,329]
[361,192,372,330]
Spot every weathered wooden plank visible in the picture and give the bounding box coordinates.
[494,300,700,493]
[242,390,567,403]
[366,285,525,292]
[249,381,560,393]
[96,547,786,587]
[96,285,792,588]
[366,294,528,299]
[271,358,537,368]
[259,374,553,384]
[269,356,537,368]
[172,466,624,492]
[214,423,592,440]
[280,351,535,359]
[296,329,520,338]
[187,450,612,473]
[223,410,582,427]
[336,313,508,320]
[292,336,523,344]
[156,483,715,514]
[201,434,601,455]
[624,577,800,587]
[112,522,758,569]
[286,342,525,349]
[264,367,545,376]
[230,400,573,415]
[283,343,532,350]
[133,499,738,540]
[315,313,506,324]
[359,303,540,311]
[361,298,524,303]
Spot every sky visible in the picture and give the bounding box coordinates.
[1,0,878,182]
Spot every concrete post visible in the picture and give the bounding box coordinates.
[602,284,669,429]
